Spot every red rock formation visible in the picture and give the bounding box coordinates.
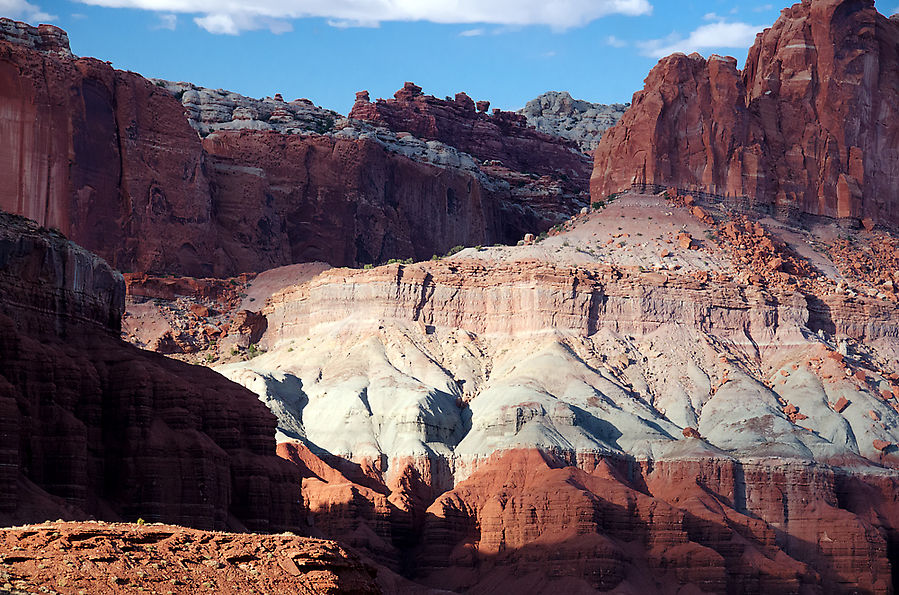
[593,0,899,226]
[0,20,217,274]
[0,23,580,276]
[682,427,702,439]
[412,450,896,593]
[201,130,524,268]
[351,82,592,186]
[124,273,246,303]
[0,212,300,531]
[221,309,267,351]
[277,441,406,568]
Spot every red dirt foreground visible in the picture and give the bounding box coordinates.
[0,522,379,594]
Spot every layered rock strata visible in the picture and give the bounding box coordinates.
[416,449,899,593]
[217,190,899,589]
[0,18,71,56]
[350,82,592,187]
[231,258,899,468]
[151,79,341,137]
[0,212,300,531]
[0,20,584,276]
[592,0,899,226]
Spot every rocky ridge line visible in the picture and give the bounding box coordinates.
[0,18,71,57]
[151,79,341,137]
[350,82,591,186]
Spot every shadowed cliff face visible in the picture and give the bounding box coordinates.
[593,0,899,226]
[0,20,587,277]
[199,131,535,270]
[0,212,301,531]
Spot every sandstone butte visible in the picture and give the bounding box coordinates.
[592,0,899,227]
[0,18,589,277]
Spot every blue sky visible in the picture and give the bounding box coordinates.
[1,0,806,114]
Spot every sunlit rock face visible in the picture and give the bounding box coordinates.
[218,193,899,590]
[593,0,899,227]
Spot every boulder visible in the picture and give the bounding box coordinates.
[682,427,702,439]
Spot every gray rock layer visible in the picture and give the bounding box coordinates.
[519,91,628,153]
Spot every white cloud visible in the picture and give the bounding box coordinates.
[75,0,653,34]
[193,12,293,34]
[154,13,177,29]
[193,13,237,34]
[459,28,485,37]
[606,34,627,47]
[0,0,55,22]
[638,19,763,58]
[326,18,379,28]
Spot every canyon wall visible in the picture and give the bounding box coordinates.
[220,254,899,590]
[214,183,899,590]
[0,19,216,274]
[0,19,587,276]
[593,0,899,226]
[0,211,301,531]
[200,131,537,270]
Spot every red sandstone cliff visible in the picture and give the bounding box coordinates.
[201,130,525,268]
[0,212,300,531]
[416,450,897,593]
[0,19,216,274]
[593,0,899,225]
[0,20,581,276]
